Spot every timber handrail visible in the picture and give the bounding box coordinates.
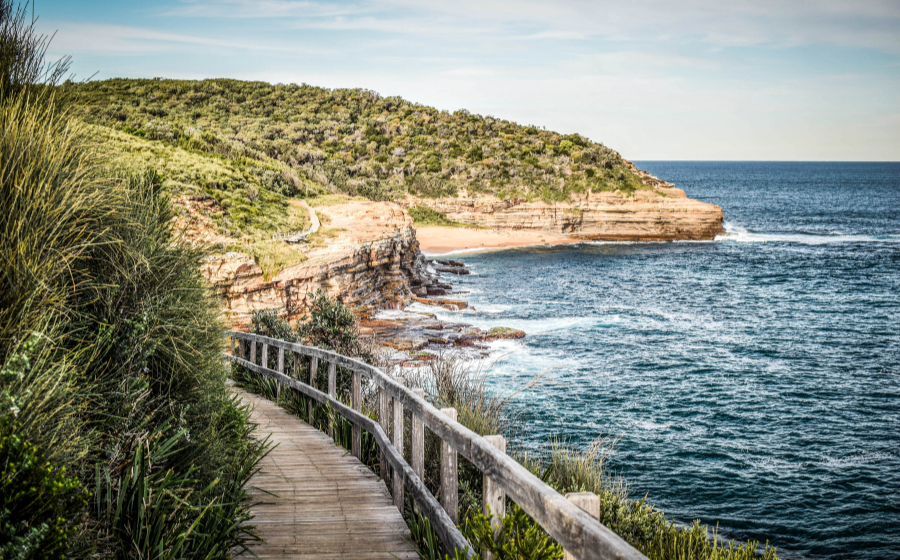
[224,330,647,560]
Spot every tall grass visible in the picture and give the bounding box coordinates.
[0,0,70,102]
[0,2,266,557]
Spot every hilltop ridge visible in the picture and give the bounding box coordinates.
[65,77,659,208]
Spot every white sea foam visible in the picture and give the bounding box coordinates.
[480,338,579,381]
[468,303,511,314]
[633,420,673,431]
[371,301,440,320]
[717,222,899,245]
[431,313,607,334]
[820,451,895,468]
[422,245,513,257]
[371,309,420,320]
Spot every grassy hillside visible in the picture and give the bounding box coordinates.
[64,78,652,210]
[87,124,310,237]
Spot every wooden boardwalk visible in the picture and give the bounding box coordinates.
[236,388,418,559]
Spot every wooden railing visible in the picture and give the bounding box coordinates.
[224,331,648,560]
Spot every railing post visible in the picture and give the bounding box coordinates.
[483,435,507,533]
[308,357,318,425]
[440,407,458,524]
[276,346,284,402]
[237,338,244,359]
[328,362,336,397]
[379,385,391,485]
[327,361,336,438]
[392,377,405,512]
[411,388,425,483]
[250,340,256,364]
[351,371,361,459]
[293,351,300,379]
[562,492,600,560]
[262,343,268,369]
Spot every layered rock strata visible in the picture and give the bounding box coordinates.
[403,186,724,241]
[202,201,443,329]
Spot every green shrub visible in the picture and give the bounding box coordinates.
[0,3,266,554]
[462,504,561,560]
[0,419,87,560]
[408,205,468,227]
[297,289,375,363]
[63,77,657,206]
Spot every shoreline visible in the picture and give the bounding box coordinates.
[416,225,582,255]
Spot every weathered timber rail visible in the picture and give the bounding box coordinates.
[225,331,648,560]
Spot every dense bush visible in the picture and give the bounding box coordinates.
[296,289,376,362]
[408,205,468,227]
[63,77,653,209]
[243,292,377,398]
[0,2,264,556]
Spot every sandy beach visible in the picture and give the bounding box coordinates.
[415,226,582,255]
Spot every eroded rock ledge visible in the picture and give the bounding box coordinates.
[402,186,724,241]
[202,201,443,329]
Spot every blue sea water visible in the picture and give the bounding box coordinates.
[426,162,900,560]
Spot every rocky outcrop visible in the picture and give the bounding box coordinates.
[402,186,724,241]
[202,201,443,329]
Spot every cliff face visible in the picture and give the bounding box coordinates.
[201,185,724,328]
[202,201,440,328]
[403,187,724,241]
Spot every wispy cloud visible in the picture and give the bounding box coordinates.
[166,0,359,19]
[162,0,900,52]
[36,0,900,159]
[46,20,332,55]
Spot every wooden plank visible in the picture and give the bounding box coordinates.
[411,388,425,485]
[378,386,390,486]
[308,356,317,425]
[276,346,284,402]
[231,351,474,559]
[327,361,336,438]
[234,388,415,560]
[327,361,336,398]
[483,435,506,526]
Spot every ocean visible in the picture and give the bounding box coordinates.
[423,162,900,560]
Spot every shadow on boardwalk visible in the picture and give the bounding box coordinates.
[235,388,418,559]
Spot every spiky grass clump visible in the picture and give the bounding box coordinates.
[0,2,266,556]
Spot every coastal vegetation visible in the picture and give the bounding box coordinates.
[409,205,473,228]
[63,77,652,222]
[0,2,263,557]
[235,303,780,560]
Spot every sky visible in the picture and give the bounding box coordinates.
[37,0,900,160]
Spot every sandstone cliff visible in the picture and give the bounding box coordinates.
[199,174,724,328]
[402,186,724,242]
[201,201,442,328]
